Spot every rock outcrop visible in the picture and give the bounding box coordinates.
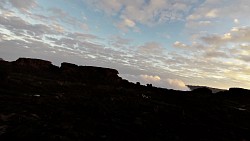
[60,62,122,84]
[13,58,53,70]
[1,58,122,85]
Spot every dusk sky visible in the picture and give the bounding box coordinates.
[0,0,250,90]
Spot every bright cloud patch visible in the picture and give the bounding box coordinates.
[121,74,189,91]
[140,75,161,82]
[167,79,188,90]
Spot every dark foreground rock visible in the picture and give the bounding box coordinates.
[1,58,250,141]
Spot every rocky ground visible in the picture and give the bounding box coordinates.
[0,58,250,141]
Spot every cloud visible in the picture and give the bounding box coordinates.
[1,0,250,90]
[234,19,240,24]
[173,41,188,49]
[137,42,165,55]
[168,22,250,89]
[0,15,61,38]
[85,0,198,26]
[123,18,136,27]
[200,26,250,44]
[116,17,137,31]
[0,6,105,65]
[205,9,218,18]
[204,50,229,58]
[140,75,161,82]
[167,79,188,90]
[185,0,250,32]
[2,0,37,11]
[109,35,132,48]
[120,74,189,91]
[173,41,208,51]
[192,1,250,19]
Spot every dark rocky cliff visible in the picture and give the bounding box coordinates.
[1,58,122,84]
[1,58,250,141]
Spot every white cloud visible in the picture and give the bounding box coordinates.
[140,75,161,82]
[121,74,189,90]
[234,19,240,24]
[167,79,188,90]
[123,18,136,27]
[173,41,188,49]
[116,17,137,31]
[205,9,218,18]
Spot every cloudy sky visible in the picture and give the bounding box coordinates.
[0,0,250,90]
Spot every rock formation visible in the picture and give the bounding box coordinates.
[0,58,250,141]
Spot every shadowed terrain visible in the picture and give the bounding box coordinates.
[0,58,250,141]
[187,85,226,93]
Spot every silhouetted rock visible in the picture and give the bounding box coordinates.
[229,87,250,95]
[61,62,79,72]
[192,87,212,96]
[147,84,153,87]
[78,66,120,83]
[60,62,121,84]
[1,58,250,141]
[60,62,80,81]
[13,58,52,70]
[187,85,225,93]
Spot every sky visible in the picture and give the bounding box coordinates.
[0,0,250,90]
